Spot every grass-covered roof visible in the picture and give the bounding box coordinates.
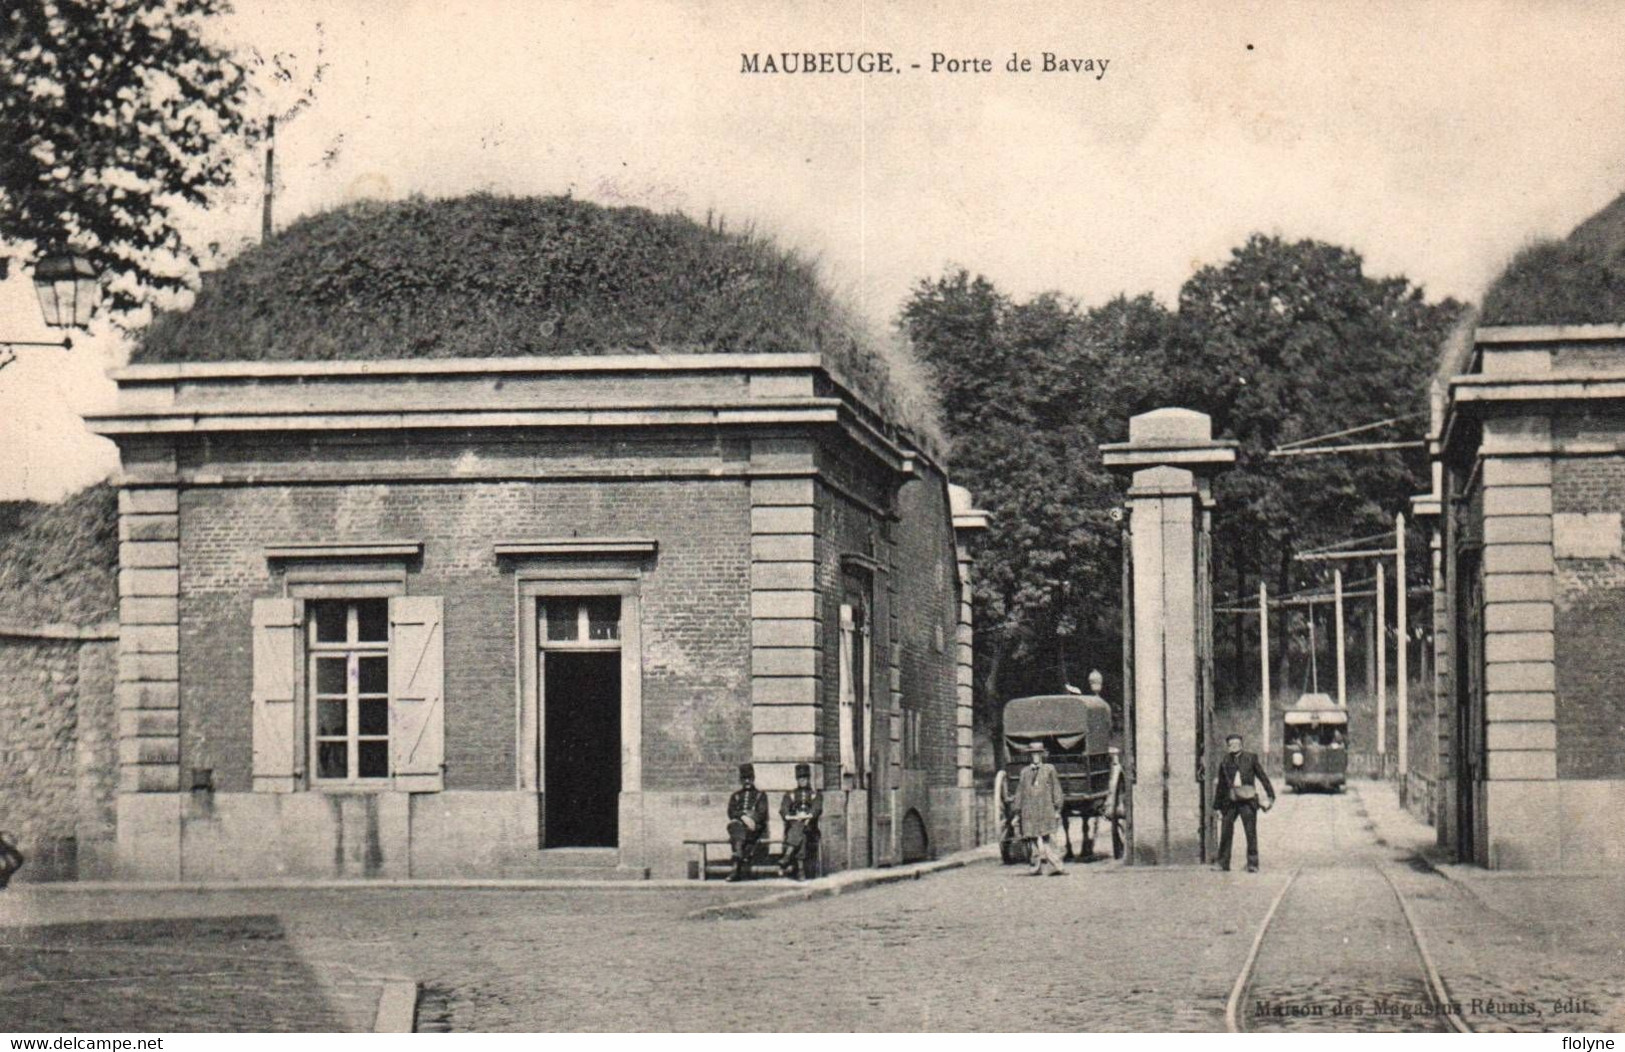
[0,483,118,627]
[134,194,940,446]
[1481,192,1625,326]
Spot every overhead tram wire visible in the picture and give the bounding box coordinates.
[1267,411,1428,459]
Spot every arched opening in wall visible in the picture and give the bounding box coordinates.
[900,808,929,863]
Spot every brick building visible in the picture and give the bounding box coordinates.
[74,197,989,881]
[1424,194,1625,869]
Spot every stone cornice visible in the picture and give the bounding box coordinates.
[264,541,424,560]
[494,538,658,558]
[87,352,926,480]
[1474,323,1625,345]
[1099,443,1238,473]
[109,352,824,382]
[85,402,845,435]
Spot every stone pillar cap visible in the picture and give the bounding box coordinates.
[1099,406,1237,475]
[949,482,991,531]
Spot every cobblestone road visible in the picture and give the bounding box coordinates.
[2,784,1619,1032]
[1241,788,1451,1033]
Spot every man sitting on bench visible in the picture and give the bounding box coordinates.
[726,763,769,882]
[778,763,822,881]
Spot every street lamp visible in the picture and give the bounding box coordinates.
[1,250,100,371]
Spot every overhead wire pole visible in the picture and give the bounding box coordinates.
[1259,582,1270,760]
[1377,560,1387,778]
[1334,569,1346,708]
[1397,513,1409,806]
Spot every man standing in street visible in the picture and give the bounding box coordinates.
[1213,733,1275,873]
[778,762,822,881]
[726,763,769,882]
[1016,743,1066,876]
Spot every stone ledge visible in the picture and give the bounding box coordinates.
[0,619,118,641]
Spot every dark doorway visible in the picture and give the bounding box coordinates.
[1454,548,1485,865]
[543,651,621,847]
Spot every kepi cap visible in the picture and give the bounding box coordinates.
[738,762,755,780]
[794,763,812,778]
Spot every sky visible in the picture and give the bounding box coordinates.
[4,0,1625,500]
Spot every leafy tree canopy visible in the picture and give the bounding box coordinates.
[905,235,1462,715]
[902,273,1172,708]
[1167,235,1462,585]
[1,0,253,318]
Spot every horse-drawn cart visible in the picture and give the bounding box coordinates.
[993,694,1125,863]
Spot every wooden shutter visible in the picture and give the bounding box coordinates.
[251,597,303,792]
[390,595,445,792]
[838,605,856,779]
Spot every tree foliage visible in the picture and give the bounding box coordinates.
[901,272,1172,716]
[905,235,1462,720]
[1165,235,1462,695]
[1,0,252,318]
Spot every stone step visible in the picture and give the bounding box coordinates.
[495,863,650,881]
[530,847,620,868]
[497,848,648,881]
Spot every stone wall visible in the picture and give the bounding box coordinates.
[0,629,117,880]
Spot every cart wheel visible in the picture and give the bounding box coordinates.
[1111,815,1125,860]
[993,769,1017,865]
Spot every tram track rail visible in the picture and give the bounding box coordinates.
[1226,863,1472,1034]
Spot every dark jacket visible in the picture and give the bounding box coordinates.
[728,787,769,834]
[780,787,822,834]
[1213,751,1275,809]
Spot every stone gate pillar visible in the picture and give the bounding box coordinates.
[1102,409,1235,865]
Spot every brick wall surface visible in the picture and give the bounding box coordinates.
[891,473,961,788]
[1553,453,1625,513]
[1552,456,1625,779]
[179,474,751,795]
[0,636,117,878]
[817,474,886,788]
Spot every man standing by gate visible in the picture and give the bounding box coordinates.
[1016,744,1066,876]
[1213,733,1274,872]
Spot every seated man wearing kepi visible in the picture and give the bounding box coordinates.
[778,762,823,881]
[726,763,770,882]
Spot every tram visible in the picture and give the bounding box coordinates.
[1283,692,1348,792]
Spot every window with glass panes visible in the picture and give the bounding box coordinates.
[308,598,391,782]
[903,707,923,768]
[541,595,621,645]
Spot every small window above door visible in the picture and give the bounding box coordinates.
[541,595,622,645]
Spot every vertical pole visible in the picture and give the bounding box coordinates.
[1308,600,1318,693]
[1377,560,1387,778]
[1259,582,1270,762]
[1121,516,1135,865]
[1334,568,1346,708]
[1199,502,1215,863]
[1397,513,1409,805]
[262,115,276,242]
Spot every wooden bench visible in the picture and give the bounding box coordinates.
[684,839,781,881]
[684,838,820,881]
